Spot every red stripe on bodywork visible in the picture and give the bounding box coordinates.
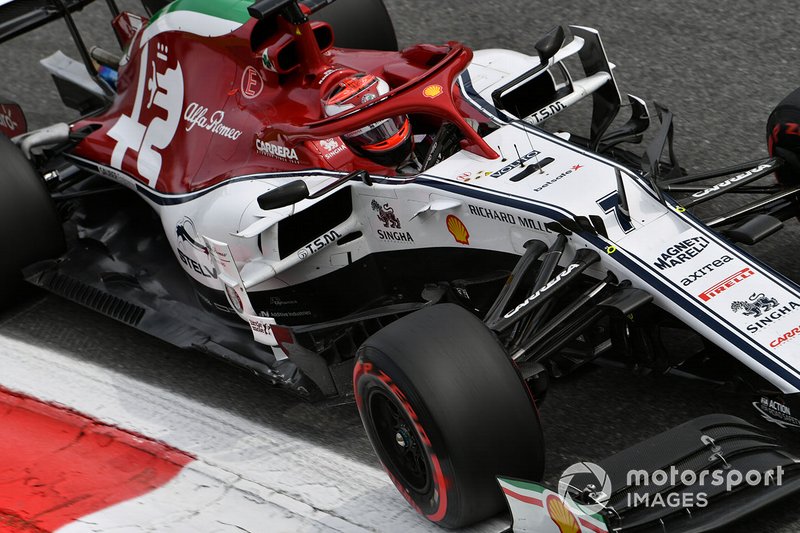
[501,486,543,507]
[580,517,608,533]
[0,386,193,532]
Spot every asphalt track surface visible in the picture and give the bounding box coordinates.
[2,0,800,531]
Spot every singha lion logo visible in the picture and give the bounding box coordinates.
[371,199,401,228]
[731,292,779,318]
[320,138,339,151]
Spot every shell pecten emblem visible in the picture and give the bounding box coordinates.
[446,215,469,245]
[546,494,582,533]
[496,477,608,533]
[423,84,444,98]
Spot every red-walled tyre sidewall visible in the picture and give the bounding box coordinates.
[353,304,545,529]
[0,135,64,302]
[767,86,800,187]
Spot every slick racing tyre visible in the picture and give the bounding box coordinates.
[312,0,398,51]
[767,86,800,186]
[354,304,545,528]
[0,134,64,302]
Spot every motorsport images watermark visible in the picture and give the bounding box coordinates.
[558,460,785,515]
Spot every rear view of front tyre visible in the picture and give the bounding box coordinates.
[768,86,800,187]
[0,134,64,303]
[354,303,545,528]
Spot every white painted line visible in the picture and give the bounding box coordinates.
[0,332,508,532]
[59,462,366,533]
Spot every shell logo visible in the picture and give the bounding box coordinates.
[546,494,582,533]
[423,84,444,98]
[446,215,469,245]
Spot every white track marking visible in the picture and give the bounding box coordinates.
[0,328,507,532]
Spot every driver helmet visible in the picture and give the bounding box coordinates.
[322,73,412,167]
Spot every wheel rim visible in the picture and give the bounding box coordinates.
[368,389,432,494]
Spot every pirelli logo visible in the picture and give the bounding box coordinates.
[698,268,756,302]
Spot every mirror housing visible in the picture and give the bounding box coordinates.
[257,180,309,210]
[535,26,565,65]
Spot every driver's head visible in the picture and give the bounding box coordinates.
[322,73,412,167]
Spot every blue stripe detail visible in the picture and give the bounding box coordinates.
[457,71,663,205]
[65,154,399,206]
[457,97,800,383]
[672,198,800,305]
[416,176,800,390]
[458,70,513,123]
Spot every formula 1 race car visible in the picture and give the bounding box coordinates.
[5,0,800,530]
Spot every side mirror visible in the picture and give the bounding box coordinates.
[257,180,309,210]
[535,26,565,65]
